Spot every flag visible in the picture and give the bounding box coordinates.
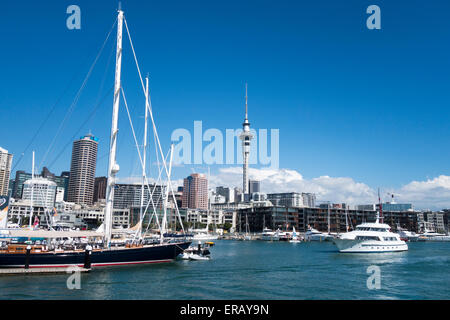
[33,215,39,229]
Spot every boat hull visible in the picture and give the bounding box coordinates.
[305,234,333,242]
[261,235,280,241]
[0,242,191,268]
[332,239,408,253]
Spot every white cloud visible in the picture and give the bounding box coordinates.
[208,167,376,206]
[394,175,450,210]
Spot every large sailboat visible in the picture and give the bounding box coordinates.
[0,7,190,268]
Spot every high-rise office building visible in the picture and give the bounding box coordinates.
[113,183,163,210]
[12,171,32,199]
[67,134,98,205]
[249,180,261,195]
[0,147,13,197]
[182,173,208,210]
[93,176,107,203]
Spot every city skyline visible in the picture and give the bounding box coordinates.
[1,1,450,209]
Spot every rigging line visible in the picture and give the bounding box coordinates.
[11,67,85,174]
[139,147,170,231]
[120,87,163,233]
[47,85,114,169]
[140,149,171,240]
[9,17,117,174]
[124,18,166,191]
[124,18,185,236]
[38,18,118,170]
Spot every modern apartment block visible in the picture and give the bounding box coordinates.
[237,206,425,234]
[266,192,305,208]
[0,147,13,197]
[67,134,98,205]
[302,193,316,208]
[182,173,208,210]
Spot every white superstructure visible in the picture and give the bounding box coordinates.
[260,228,280,241]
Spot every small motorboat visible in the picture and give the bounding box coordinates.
[179,241,212,261]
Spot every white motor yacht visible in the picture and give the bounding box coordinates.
[418,230,450,242]
[332,219,408,253]
[260,228,280,241]
[305,226,333,241]
[396,224,419,242]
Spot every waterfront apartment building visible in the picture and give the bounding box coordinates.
[67,134,98,205]
[237,206,428,234]
[0,147,13,197]
[182,173,208,210]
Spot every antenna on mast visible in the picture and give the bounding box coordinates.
[118,1,122,11]
[245,83,248,121]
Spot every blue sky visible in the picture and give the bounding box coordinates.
[1,0,450,207]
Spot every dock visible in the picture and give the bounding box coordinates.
[0,267,91,276]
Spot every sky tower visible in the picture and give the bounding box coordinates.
[239,83,253,198]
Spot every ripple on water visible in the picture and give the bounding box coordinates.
[0,241,448,300]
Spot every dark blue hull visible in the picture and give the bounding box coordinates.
[0,242,191,268]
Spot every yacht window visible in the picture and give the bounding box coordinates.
[356,236,380,241]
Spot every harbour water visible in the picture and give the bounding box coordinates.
[0,240,448,300]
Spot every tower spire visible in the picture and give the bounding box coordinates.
[245,83,248,121]
[239,83,253,200]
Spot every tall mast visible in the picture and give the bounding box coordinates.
[161,144,174,242]
[139,75,149,237]
[29,151,35,229]
[378,188,383,224]
[327,202,330,234]
[104,8,124,247]
[345,206,349,232]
